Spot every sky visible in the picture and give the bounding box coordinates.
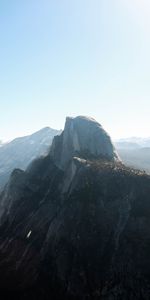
[0,0,150,141]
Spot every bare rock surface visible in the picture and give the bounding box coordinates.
[50,116,119,170]
[0,117,150,300]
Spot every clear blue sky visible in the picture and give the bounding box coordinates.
[0,0,150,141]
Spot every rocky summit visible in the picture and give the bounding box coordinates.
[0,117,150,300]
[50,116,119,170]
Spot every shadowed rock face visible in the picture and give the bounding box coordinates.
[0,117,150,300]
[50,116,119,170]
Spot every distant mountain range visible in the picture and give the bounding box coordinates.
[115,137,150,174]
[0,127,61,190]
[115,137,150,148]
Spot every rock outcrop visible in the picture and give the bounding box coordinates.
[0,116,150,300]
[50,116,119,170]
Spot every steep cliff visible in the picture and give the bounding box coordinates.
[50,116,119,170]
[0,117,150,300]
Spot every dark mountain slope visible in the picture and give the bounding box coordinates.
[0,116,150,299]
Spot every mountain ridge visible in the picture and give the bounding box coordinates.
[0,127,61,190]
[0,116,150,299]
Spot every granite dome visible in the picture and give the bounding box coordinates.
[50,116,119,170]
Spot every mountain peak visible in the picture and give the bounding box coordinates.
[50,116,119,170]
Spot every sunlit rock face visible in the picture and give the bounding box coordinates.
[50,116,119,170]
